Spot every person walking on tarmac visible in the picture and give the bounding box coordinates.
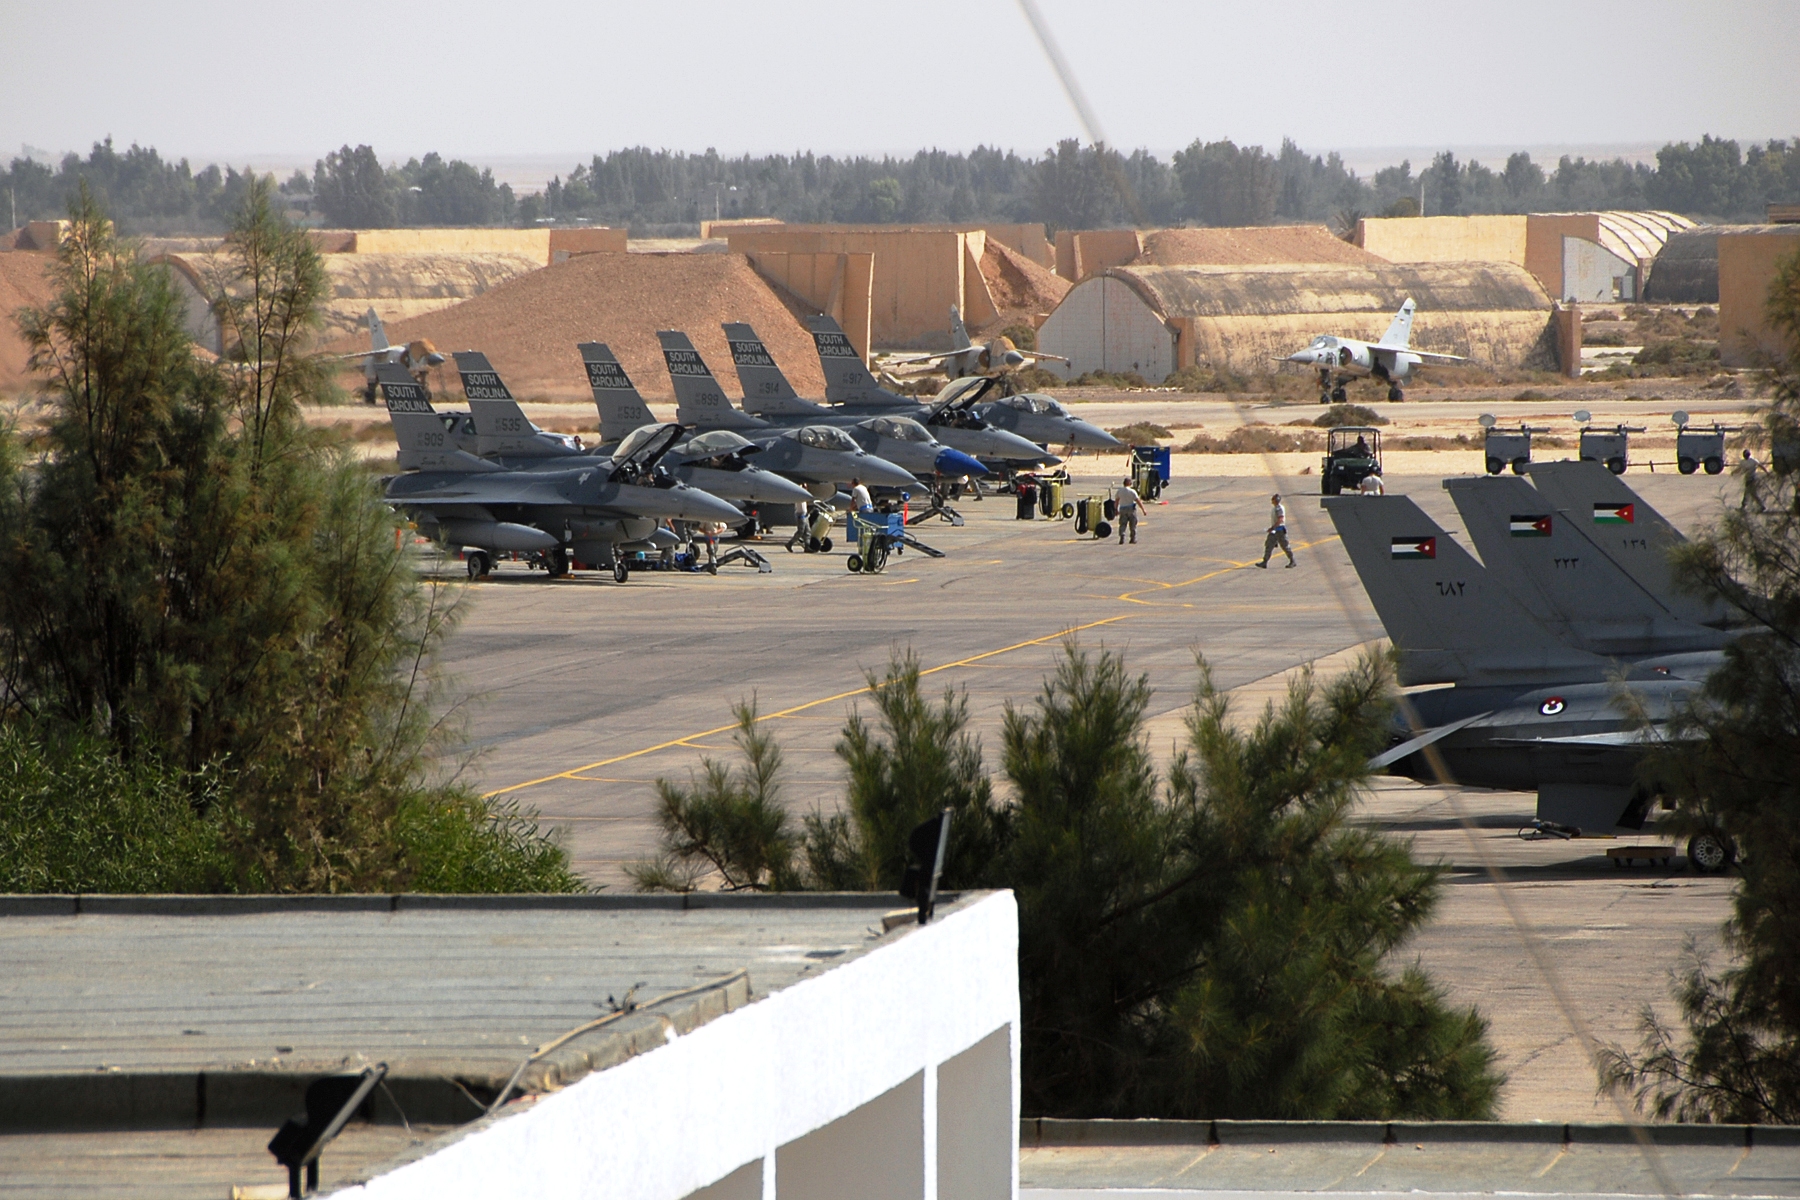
[1257,493,1295,568]
[1114,477,1143,544]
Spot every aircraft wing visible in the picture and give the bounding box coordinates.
[1368,711,1491,769]
[883,349,971,368]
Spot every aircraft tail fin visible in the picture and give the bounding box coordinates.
[657,331,761,430]
[808,314,894,406]
[1525,460,1736,629]
[1378,298,1416,349]
[948,305,971,351]
[367,307,389,352]
[723,322,825,417]
[379,364,496,473]
[578,343,656,444]
[1321,494,1613,686]
[1443,475,1729,655]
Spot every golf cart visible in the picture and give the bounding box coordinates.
[1321,426,1382,495]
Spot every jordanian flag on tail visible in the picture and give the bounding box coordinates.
[1391,537,1436,559]
[1594,503,1634,524]
[1510,515,1552,537]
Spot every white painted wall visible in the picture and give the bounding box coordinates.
[1562,236,1637,303]
[1036,277,1174,383]
[336,892,1020,1200]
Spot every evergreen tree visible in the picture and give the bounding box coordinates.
[1599,247,1800,1122]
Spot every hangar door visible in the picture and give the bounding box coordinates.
[1037,275,1174,382]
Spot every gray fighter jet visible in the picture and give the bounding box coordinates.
[1322,493,1707,847]
[444,344,810,508]
[380,365,742,582]
[652,332,922,498]
[933,376,1121,453]
[802,316,1061,468]
[580,337,955,493]
[1442,474,1733,668]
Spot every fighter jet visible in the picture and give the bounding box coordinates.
[453,347,810,508]
[880,305,1070,379]
[1284,298,1465,403]
[1321,493,1703,843]
[574,343,814,508]
[654,332,926,499]
[379,365,742,582]
[799,316,1059,467]
[339,307,447,405]
[933,376,1121,453]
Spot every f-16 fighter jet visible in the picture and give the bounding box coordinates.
[379,365,742,583]
[881,305,1070,379]
[1284,298,1465,403]
[653,332,921,499]
[339,307,447,405]
[453,349,810,508]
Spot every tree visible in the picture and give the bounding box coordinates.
[0,188,577,893]
[1599,247,1800,1122]
[313,144,394,228]
[631,643,1502,1120]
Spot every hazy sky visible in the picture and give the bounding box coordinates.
[5,0,1796,179]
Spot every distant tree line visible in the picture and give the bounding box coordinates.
[3,134,1795,236]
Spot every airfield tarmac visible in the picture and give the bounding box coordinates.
[435,437,1741,1124]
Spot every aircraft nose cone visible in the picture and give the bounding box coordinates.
[935,447,989,477]
[1072,421,1122,450]
[679,485,749,525]
[754,470,815,505]
[859,453,920,489]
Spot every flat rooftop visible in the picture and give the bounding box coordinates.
[0,892,947,1198]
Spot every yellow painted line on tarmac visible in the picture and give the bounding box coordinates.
[1115,536,1339,606]
[483,613,1132,798]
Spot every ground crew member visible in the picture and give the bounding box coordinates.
[1257,493,1294,568]
[1114,477,1142,544]
[1739,449,1766,512]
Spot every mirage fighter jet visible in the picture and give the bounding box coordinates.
[339,307,447,405]
[379,365,742,582]
[881,305,1070,379]
[1284,298,1465,403]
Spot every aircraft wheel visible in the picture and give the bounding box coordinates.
[612,560,629,584]
[1331,386,1347,403]
[846,555,863,573]
[1678,457,1697,475]
[1704,456,1723,475]
[820,536,833,552]
[1061,502,1075,519]
[1687,830,1736,873]
[1485,457,1504,476]
[1387,385,1403,402]
[1606,456,1627,475]
[1511,458,1530,475]
[466,551,490,579]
